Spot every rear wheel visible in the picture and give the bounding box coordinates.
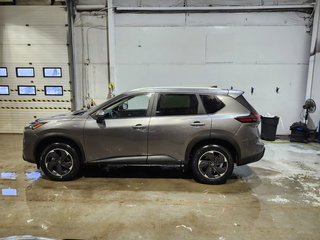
[39,142,81,181]
[191,144,234,184]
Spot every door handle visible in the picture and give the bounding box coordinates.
[132,124,146,129]
[190,121,205,127]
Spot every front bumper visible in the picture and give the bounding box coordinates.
[23,130,38,164]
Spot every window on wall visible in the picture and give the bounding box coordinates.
[18,86,36,95]
[43,67,62,77]
[44,86,63,96]
[16,67,35,77]
[0,67,8,77]
[0,85,9,95]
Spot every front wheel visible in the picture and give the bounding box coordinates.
[191,144,234,184]
[39,142,81,181]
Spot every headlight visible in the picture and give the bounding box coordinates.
[26,121,47,130]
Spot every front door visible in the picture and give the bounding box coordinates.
[84,93,153,163]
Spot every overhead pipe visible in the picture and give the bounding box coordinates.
[75,4,314,12]
[115,5,314,12]
[76,5,105,11]
[66,0,77,110]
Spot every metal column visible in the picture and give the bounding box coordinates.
[306,0,320,128]
[107,0,116,98]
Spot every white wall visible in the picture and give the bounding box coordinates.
[114,12,311,134]
[73,12,109,108]
[73,11,312,134]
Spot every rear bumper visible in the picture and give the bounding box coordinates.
[238,146,265,166]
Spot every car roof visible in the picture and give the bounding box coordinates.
[127,87,243,97]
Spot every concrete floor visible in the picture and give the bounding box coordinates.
[0,134,319,240]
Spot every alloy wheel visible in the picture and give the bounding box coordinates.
[44,148,74,177]
[197,150,228,179]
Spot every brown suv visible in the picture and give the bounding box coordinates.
[23,87,265,184]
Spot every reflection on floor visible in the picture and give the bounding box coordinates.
[0,134,319,240]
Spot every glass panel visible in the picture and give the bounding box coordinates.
[1,189,17,196]
[103,94,151,118]
[0,86,9,95]
[43,67,62,77]
[45,86,63,96]
[0,67,7,77]
[200,95,225,114]
[18,86,36,95]
[156,94,198,116]
[16,67,34,77]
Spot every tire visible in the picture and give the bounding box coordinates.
[191,144,234,185]
[39,142,81,181]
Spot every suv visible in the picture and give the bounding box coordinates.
[23,87,265,184]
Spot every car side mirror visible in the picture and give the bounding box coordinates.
[122,103,128,110]
[96,110,105,123]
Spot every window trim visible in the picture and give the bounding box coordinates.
[44,85,64,96]
[16,67,35,78]
[17,85,36,95]
[152,92,202,117]
[43,67,62,78]
[0,67,8,77]
[0,85,10,95]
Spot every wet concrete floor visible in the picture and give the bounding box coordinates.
[0,134,319,240]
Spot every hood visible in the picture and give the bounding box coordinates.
[35,109,88,122]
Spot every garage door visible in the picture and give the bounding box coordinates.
[0,6,71,133]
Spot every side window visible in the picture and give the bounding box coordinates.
[103,94,151,118]
[200,95,225,114]
[156,94,198,116]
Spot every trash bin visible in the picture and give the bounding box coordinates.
[261,116,279,141]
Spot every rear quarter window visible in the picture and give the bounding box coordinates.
[200,95,225,114]
[235,95,257,112]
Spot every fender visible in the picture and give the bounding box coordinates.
[34,132,86,165]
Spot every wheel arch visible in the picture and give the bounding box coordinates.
[185,136,240,167]
[35,135,86,167]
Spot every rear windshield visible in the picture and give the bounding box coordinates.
[235,95,257,112]
[200,95,225,114]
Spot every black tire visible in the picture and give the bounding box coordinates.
[191,144,234,185]
[39,142,81,181]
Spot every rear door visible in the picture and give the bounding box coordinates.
[147,93,211,164]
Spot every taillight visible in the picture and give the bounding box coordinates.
[235,112,260,123]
